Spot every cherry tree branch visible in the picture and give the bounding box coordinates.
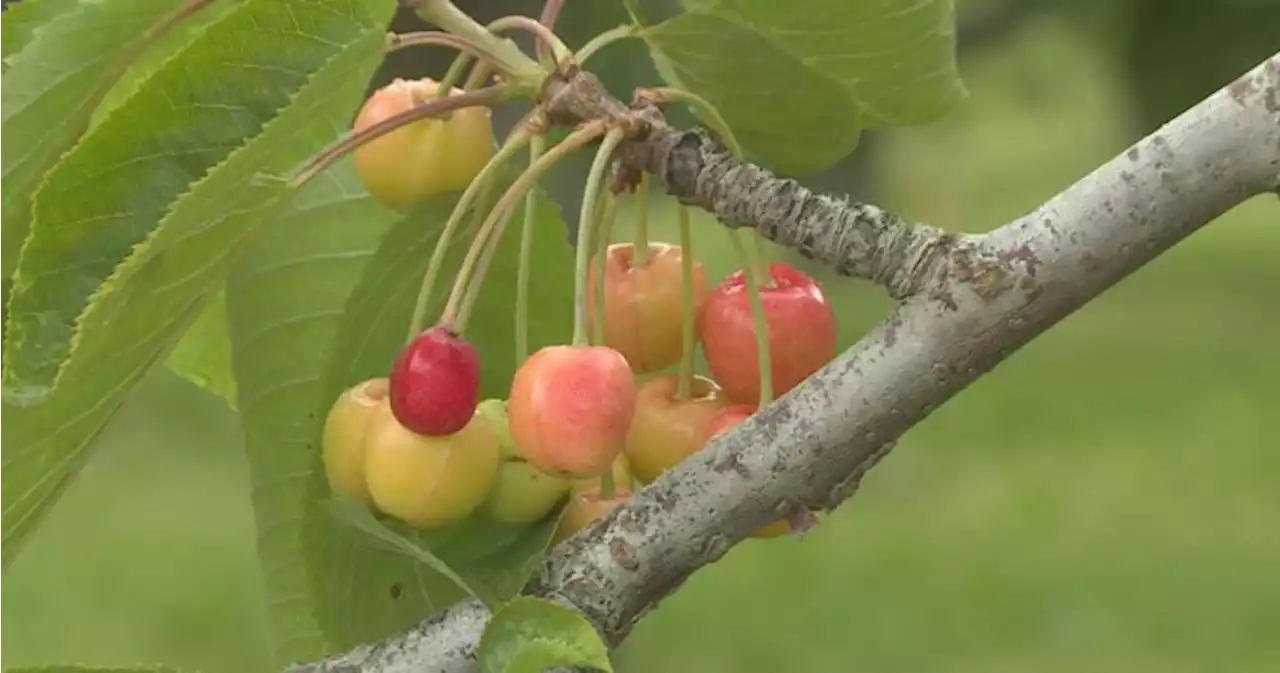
[288,53,1279,673]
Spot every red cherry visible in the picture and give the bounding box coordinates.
[507,345,637,478]
[699,263,837,404]
[389,326,480,436]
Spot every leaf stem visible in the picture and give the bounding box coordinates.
[676,204,696,401]
[640,86,744,157]
[410,0,544,89]
[632,173,651,266]
[405,128,531,341]
[386,31,503,68]
[515,135,546,365]
[442,122,609,334]
[486,15,572,64]
[573,128,627,347]
[728,229,774,410]
[574,24,639,65]
[291,85,509,190]
[592,192,619,346]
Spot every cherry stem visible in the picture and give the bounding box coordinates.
[435,52,474,100]
[743,228,775,289]
[463,59,493,90]
[574,24,639,65]
[515,134,546,365]
[676,204,696,401]
[445,122,609,336]
[405,126,532,341]
[292,85,508,190]
[728,229,775,410]
[574,127,627,347]
[636,85,774,290]
[386,31,503,68]
[456,200,512,334]
[487,15,571,64]
[599,462,616,500]
[592,192,619,346]
[538,0,564,66]
[632,172,651,266]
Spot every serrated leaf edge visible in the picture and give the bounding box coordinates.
[1,0,234,398]
[7,0,378,403]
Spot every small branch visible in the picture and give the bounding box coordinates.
[287,53,1279,673]
[541,67,953,298]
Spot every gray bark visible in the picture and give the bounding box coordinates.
[289,53,1279,673]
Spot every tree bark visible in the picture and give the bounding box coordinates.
[289,52,1279,673]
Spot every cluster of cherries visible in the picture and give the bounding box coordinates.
[321,77,838,544]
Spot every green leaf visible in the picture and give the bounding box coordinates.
[228,162,402,666]
[328,495,565,607]
[640,0,965,174]
[478,597,614,673]
[1,0,218,284]
[231,176,575,656]
[0,0,392,400]
[0,0,395,569]
[0,0,78,71]
[167,289,237,407]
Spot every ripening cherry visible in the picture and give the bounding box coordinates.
[363,400,499,530]
[553,486,634,544]
[353,77,495,212]
[389,326,480,437]
[321,377,390,503]
[507,345,637,479]
[698,404,791,539]
[624,373,730,484]
[585,242,708,374]
[699,263,837,404]
[477,398,571,524]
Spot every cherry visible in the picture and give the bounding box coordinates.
[553,486,634,544]
[625,373,730,484]
[363,399,499,530]
[700,263,837,404]
[698,404,791,539]
[477,399,570,524]
[353,77,495,212]
[507,345,637,478]
[321,377,389,503]
[389,326,480,437]
[585,242,708,374]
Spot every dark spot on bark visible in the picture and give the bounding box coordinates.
[1005,243,1042,278]
[389,583,403,599]
[1228,76,1257,106]
[1265,82,1280,113]
[1126,146,1140,161]
[712,448,751,478]
[883,312,902,348]
[1079,250,1100,271]
[651,487,679,513]
[1151,134,1169,149]
[609,538,640,571]
[1120,170,1137,185]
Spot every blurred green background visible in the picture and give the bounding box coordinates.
[4,1,1278,672]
